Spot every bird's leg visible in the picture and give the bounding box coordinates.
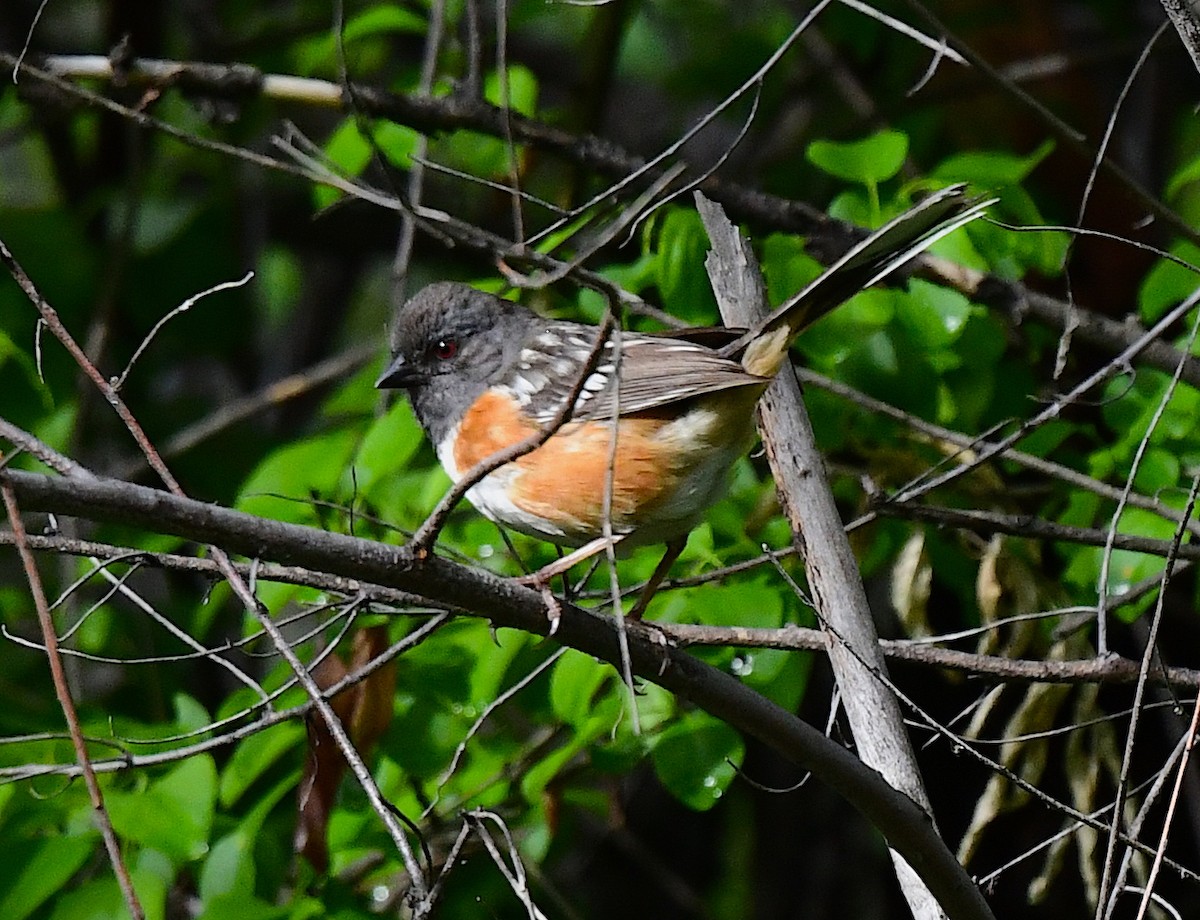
[626,537,686,620]
[514,536,623,635]
[514,535,622,585]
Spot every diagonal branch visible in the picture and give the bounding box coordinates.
[1,482,144,920]
[697,191,953,920]
[1,464,995,920]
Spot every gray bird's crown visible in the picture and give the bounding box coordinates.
[381,282,538,444]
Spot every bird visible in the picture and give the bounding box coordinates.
[377,185,988,617]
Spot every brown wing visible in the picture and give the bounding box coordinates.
[515,325,767,426]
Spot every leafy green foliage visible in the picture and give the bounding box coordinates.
[1,1,1195,918]
[807,130,909,219]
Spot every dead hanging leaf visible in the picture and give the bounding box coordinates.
[891,530,933,638]
[958,546,1074,869]
[957,628,1127,914]
[976,535,1005,626]
[957,678,1072,866]
[976,536,1040,626]
[295,624,397,872]
[1030,680,1130,907]
[974,536,1044,662]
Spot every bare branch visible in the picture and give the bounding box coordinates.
[1,482,144,920]
[698,191,954,920]
[0,464,996,920]
[1161,0,1200,74]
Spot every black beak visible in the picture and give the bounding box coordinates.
[375,353,421,389]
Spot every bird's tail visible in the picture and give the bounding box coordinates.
[722,183,995,378]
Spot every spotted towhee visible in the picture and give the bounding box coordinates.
[377,185,989,614]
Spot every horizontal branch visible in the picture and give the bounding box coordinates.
[872,499,1200,562]
[1,466,993,920]
[797,367,1200,539]
[663,623,1200,690]
[0,527,443,610]
[16,52,1200,389]
[8,527,1194,689]
[27,53,824,233]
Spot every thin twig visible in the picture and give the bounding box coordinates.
[111,343,377,478]
[112,271,254,391]
[870,500,1200,563]
[1099,471,1200,915]
[1,481,145,920]
[0,417,95,479]
[885,285,1200,512]
[0,238,430,901]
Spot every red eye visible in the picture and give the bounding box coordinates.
[433,338,458,360]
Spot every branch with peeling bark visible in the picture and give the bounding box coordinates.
[1,463,995,920]
[697,191,955,920]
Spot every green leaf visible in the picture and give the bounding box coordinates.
[129,195,204,254]
[106,782,208,868]
[900,279,974,349]
[931,141,1054,187]
[651,712,743,811]
[340,4,426,42]
[761,233,821,307]
[197,893,292,920]
[484,65,539,118]
[172,694,213,736]
[0,328,52,408]
[806,130,908,185]
[219,722,306,807]
[157,755,219,844]
[1133,447,1181,493]
[797,288,898,364]
[550,649,611,723]
[0,834,96,920]
[742,648,812,711]
[47,879,124,920]
[654,208,719,323]
[198,829,257,901]
[466,627,534,705]
[1166,150,1200,200]
[1062,507,1176,610]
[373,121,422,169]
[295,5,426,74]
[353,399,425,494]
[1138,242,1200,321]
[315,121,373,210]
[520,732,592,803]
[680,581,783,629]
[235,428,359,521]
[826,188,874,226]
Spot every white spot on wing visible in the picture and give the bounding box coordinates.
[508,370,548,403]
[583,372,608,392]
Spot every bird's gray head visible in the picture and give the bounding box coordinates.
[376,282,536,444]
